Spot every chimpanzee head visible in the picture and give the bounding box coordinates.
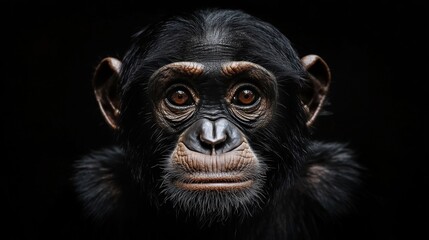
[92,9,330,223]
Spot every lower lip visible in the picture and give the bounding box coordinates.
[175,180,253,191]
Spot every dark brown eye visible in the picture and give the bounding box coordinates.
[233,88,259,106]
[167,88,193,106]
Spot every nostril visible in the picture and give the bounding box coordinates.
[199,134,228,155]
[213,141,226,151]
[199,140,212,152]
[199,134,227,147]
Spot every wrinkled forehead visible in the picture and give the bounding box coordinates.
[181,43,240,62]
[150,20,250,61]
[176,34,244,62]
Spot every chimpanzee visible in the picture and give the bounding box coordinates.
[73,8,361,240]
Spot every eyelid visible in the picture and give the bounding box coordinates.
[165,98,194,110]
[165,84,195,97]
[233,96,261,110]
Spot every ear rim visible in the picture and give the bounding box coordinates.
[300,54,331,127]
[93,57,122,129]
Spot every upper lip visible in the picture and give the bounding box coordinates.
[172,142,256,173]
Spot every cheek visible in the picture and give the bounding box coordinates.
[152,101,196,131]
[227,102,275,133]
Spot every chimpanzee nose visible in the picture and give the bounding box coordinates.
[182,118,243,155]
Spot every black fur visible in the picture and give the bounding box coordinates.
[73,142,360,239]
[73,9,361,240]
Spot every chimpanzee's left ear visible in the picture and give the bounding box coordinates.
[300,54,331,126]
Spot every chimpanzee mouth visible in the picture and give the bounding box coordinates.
[175,173,254,191]
[170,142,259,191]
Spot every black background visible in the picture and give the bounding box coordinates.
[4,0,428,239]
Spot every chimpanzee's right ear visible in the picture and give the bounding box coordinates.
[93,57,122,129]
